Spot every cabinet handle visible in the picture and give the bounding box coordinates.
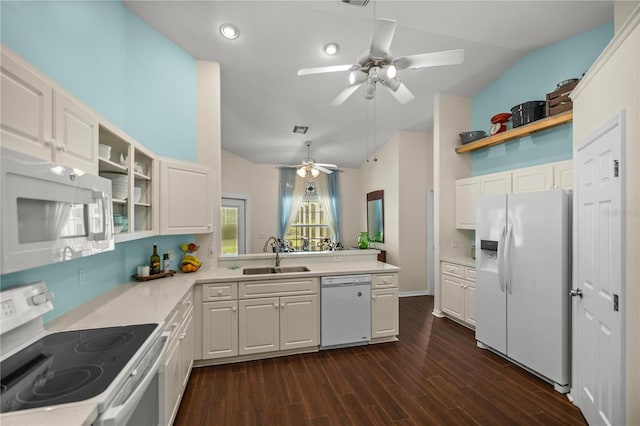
[273,303,279,309]
[56,141,67,152]
[232,306,237,312]
[44,139,54,147]
[280,303,285,308]
[372,295,377,300]
[172,322,179,329]
[217,290,223,296]
[179,333,186,340]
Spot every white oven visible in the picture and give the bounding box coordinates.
[0,282,168,425]
[1,147,114,274]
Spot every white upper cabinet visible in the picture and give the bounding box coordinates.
[160,159,213,234]
[512,164,555,193]
[553,160,573,190]
[455,177,479,230]
[1,48,97,173]
[455,160,573,229]
[480,171,512,195]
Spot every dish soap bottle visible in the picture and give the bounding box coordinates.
[150,243,161,275]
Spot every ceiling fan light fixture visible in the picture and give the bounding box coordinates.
[382,64,397,79]
[348,70,368,86]
[323,43,339,56]
[220,23,239,40]
[382,77,401,92]
[296,167,307,178]
[311,168,320,178]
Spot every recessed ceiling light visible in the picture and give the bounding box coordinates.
[220,23,239,40]
[323,43,339,56]
[293,125,309,134]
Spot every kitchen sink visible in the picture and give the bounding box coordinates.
[276,266,310,273]
[242,266,310,275]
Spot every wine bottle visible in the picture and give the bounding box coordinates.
[150,243,161,274]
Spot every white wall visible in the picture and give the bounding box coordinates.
[195,60,221,266]
[360,134,400,266]
[220,150,361,253]
[433,93,473,315]
[399,131,433,294]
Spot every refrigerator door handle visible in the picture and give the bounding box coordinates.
[505,223,513,294]
[497,224,506,292]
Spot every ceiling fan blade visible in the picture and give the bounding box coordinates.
[313,162,338,168]
[314,165,333,174]
[370,18,396,58]
[386,81,415,104]
[394,49,465,70]
[330,83,363,106]
[297,64,358,76]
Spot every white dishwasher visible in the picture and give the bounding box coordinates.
[320,274,371,349]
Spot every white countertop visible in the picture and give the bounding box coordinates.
[440,256,476,268]
[3,260,399,426]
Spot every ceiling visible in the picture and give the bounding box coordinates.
[124,1,613,168]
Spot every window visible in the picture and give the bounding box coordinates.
[285,196,332,251]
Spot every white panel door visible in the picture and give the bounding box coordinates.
[480,171,512,195]
[202,300,238,359]
[371,287,399,338]
[512,164,554,192]
[160,159,213,234]
[279,294,318,350]
[0,51,53,159]
[53,91,98,174]
[238,297,279,355]
[553,160,574,190]
[455,177,479,229]
[575,113,624,425]
[441,275,464,320]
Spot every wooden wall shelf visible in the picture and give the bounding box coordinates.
[455,111,573,154]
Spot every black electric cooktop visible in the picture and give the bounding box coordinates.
[0,323,157,413]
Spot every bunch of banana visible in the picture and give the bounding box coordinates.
[181,254,201,273]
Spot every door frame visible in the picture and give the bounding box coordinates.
[572,111,626,424]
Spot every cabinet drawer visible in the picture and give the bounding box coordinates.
[372,273,398,289]
[239,278,318,299]
[202,282,237,301]
[164,308,181,344]
[441,262,464,278]
[464,267,476,282]
[179,290,194,320]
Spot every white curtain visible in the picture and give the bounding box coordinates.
[315,173,338,241]
[282,173,306,239]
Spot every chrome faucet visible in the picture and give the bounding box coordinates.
[263,236,281,267]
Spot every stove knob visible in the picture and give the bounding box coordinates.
[31,292,53,305]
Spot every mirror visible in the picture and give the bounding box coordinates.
[367,190,384,243]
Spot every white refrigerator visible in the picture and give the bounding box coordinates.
[475,189,571,392]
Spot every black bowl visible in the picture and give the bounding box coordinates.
[460,130,487,144]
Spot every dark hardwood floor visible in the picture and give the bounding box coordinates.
[174,296,586,425]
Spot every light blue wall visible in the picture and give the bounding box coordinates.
[470,23,613,175]
[0,1,198,321]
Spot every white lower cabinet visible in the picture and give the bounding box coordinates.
[239,293,319,355]
[161,291,193,426]
[201,278,319,361]
[371,273,400,340]
[202,300,238,359]
[441,261,476,328]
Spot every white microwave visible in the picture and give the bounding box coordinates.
[1,147,114,274]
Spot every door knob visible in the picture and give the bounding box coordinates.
[569,288,583,298]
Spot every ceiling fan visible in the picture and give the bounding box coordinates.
[292,141,338,178]
[297,18,464,106]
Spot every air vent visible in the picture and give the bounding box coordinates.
[341,0,369,6]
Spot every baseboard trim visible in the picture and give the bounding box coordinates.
[399,290,430,297]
